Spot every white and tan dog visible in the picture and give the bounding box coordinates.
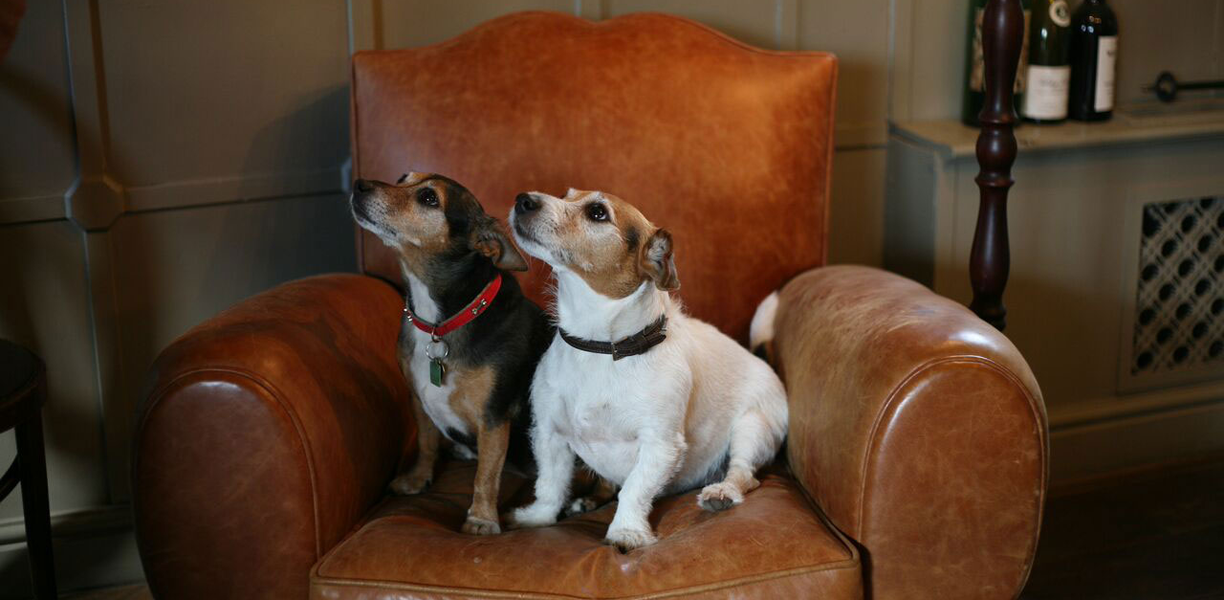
[506,189,788,551]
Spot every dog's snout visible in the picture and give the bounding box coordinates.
[354,178,374,193]
[515,193,540,215]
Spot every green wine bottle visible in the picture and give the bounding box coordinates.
[962,0,1033,126]
[1068,0,1119,121]
[1022,0,1072,123]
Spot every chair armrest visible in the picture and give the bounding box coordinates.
[773,266,1047,600]
[133,274,412,600]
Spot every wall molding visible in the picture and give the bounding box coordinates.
[62,0,115,204]
[0,504,131,545]
[0,195,66,225]
[887,0,915,123]
[836,122,889,151]
[339,157,353,193]
[575,0,602,20]
[346,0,379,53]
[1050,395,1224,483]
[124,167,347,214]
[775,0,798,51]
[0,505,143,595]
[1049,380,1224,430]
[0,166,349,228]
[64,175,125,231]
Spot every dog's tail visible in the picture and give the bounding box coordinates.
[748,290,780,363]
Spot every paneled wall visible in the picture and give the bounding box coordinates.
[6,0,1217,594]
[0,0,897,592]
[0,0,357,595]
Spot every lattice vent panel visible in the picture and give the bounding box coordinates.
[1131,197,1224,376]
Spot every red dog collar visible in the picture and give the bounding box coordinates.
[404,274,503,338]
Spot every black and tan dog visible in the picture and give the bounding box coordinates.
[350,173,553,535]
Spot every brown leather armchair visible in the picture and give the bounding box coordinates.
[133,12,1047,600]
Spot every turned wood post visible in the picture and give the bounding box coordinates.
[970,0,1023,331]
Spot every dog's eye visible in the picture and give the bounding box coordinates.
[416,188,439,207]
[586,203,609,222]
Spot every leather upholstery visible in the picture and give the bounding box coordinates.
[773,266,1048,599]
[310,461,861,600]
[351,11,837,341]
[134,274,413,600]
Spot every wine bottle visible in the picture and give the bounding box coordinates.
[962,0,1033,126]
[1023,0,1072,123]
[1068,0,1119,121]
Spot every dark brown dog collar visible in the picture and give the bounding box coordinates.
[558,315,668,361]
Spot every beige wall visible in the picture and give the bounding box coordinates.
[2,0,1221,593]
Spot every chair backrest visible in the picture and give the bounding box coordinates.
[351,11,836,339]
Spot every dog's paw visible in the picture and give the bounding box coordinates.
[604,526,657,552]
[563,496,603,518]
[697,482,744,512]
[388,472,431,496]
[505,504,557,530]
[461,516,501,536]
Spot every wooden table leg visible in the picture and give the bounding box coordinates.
[16,410,57,599]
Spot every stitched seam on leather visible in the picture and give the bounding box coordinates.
[1012,367,1050,599]
[857,354,1046,594]
[147,366,323,559]
[310,559,858,600]
[783,460,861,565]
[858,355,1040,529]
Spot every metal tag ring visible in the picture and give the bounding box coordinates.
[425,338,450,361]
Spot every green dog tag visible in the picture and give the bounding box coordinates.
[429,359,445,387]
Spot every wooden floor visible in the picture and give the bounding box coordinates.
[67,458,1224,600]
[1022,457,1224,599]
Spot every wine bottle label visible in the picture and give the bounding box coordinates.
[1049,0,1071,27]
[1023,65,1071,119]
[969,8,1032,93]
[1095,35,1118,112]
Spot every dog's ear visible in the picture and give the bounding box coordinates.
[639,228,680,291]
[470,216,529,272]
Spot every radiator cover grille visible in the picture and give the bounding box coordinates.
[1131,197,1224,377]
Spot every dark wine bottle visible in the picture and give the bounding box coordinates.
[1068,0,1119,121]
[962,0,1033,126]
[1023,0,1072,123]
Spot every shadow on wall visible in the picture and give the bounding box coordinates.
[0,61,109,501]
[245,84,350,175]
[0,61,71,332]
[1,60,355,597]
[0,63,135,600]
[113,83,357,500]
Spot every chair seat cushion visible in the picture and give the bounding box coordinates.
[310,460,861,599]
